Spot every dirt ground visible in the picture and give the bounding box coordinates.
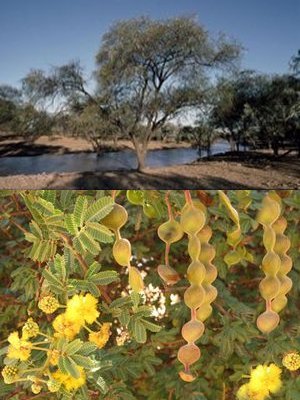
[0,156,298,189]
[0,135,299,189]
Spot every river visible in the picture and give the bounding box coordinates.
[0,141,231,176]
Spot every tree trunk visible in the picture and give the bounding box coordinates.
[132,135,148,172]
[229,135,236,152]
[272,139,279,156]
[136,147,147,171]
[113,134,118,151]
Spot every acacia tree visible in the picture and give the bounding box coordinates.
[95,16,241,171]
[70,104,117,153]
[0,85,22,135]
[211,71,267,152]
[253,75,300,156]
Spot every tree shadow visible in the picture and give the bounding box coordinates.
[0,141,68,157]
[50,170,258,189]
[201,151,300,179]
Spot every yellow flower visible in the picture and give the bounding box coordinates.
[249,364,282,395]
[31,383,42,394]
[66,294,99,325]
[38,295,59,314]
[52,313,82,340]
[7,331,32,361]
[49,349,60,366]
[282,351,300,371]
[47,378,61,392]
[1,366,19,384]
[52,367,86,391]
[237,384,250,400]
[89,322,112,348]
[22,318,39,339]
[237,383,268,400]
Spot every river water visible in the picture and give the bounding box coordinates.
[0,141,231,176]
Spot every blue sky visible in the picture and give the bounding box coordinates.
[0,0,299,88]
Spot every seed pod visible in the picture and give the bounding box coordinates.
[107,198,144,294]
[188,234,201,260]
[198,243,215,264]
[256,194,282,334]
[263,225,276,252]
[143,202,157,218]
[197,225,212,243]
[178,370,197,382]
[181,320,205,343]
[261,251,281,275]
[280,254,293,275]
[158,219,183,244]
[256,310,280,334]
[203,262,218,284]
[102,204,128,231]
[129,266,144,293]
[177,343,201,366]
[157,264,180,285]
[157,206,183,287]
[257,195,281,226]
[271,215,293,314]
[271,295,288,313]
[184,285,206,309]
[277,276,293,296]
[187,260,206,285]
[126,190,144,205]
[180,204,205,235]
[274,235,291,254]
[113,238,131,266]
[203,284,218,304]
[259,276,281,300]
[178,194,218,382]
[196,303,213,322]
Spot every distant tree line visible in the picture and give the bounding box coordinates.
[0,16,299,168]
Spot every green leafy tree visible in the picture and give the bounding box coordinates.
[70,104,117,154]
[95,16,240,171]
[0,190,300,400]
[12,104,54,141]
[211,71,267,151]
[253,75,300,156]
[0,85,22,135]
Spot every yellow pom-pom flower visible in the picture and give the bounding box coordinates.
[49,349,60,366]
[31,383,42,394]
[236,383,268,400]
[89,322,112,348]
[47,378,61,392]
[22,318,39,339]
[249,364,282,396]
[282,351,300,371]
[7,331,32,361]
[66,294,99,325]
[52,367,86,391]
[52,313,82,340]
[38,295,59,314]
[1,366,19,384]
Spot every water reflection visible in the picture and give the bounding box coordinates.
[0,141,231,176]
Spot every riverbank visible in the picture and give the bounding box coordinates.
[0,153,298,189]
[0,135,191,157]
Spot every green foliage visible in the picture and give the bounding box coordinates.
[0,190,299,400]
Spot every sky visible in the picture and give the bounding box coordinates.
[0,0,299,89]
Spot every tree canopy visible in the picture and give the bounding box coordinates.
[95,16,241,170]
